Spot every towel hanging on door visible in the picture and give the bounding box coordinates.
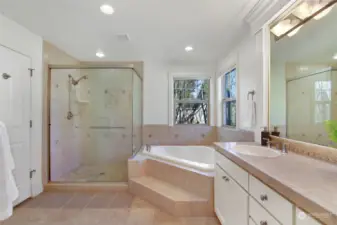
[0,121,18,221]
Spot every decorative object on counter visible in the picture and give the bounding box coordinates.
[261,127,270,146]
[325,120,337,143]
[271,126,280,137]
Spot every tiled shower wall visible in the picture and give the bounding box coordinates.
[50,69,83,180]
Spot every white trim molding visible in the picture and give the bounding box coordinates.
[261,0,302,129]
[168,72,215,126]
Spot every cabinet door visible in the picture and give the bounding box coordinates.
[215,164,248,225]
[215,165,227,224]
[225,173,249,225]
[296,208,322,225]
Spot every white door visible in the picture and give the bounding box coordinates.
[0,46,31,205]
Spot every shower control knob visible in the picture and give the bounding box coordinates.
[260,221,268,225]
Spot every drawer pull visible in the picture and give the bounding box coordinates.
[260,194,268,201]
[260,221,268,225]
[222,176,230,182]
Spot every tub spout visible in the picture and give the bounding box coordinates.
[145,144,151,152]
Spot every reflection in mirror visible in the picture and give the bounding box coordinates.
[270,1,337,148]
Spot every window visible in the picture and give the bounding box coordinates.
[222,68,237,127]
[174,79,209,125]
[314,81,331,123]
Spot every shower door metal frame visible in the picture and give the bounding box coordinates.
[47,64,143,182]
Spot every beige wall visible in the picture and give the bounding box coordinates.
[42,41,80,184]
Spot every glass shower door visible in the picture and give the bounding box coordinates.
[50,68,133,182]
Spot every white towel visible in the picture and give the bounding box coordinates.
[0,121,18,221]
[244,101,256,129]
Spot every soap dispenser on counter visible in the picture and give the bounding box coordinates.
[261,127,270,146]
[271,126,280,137]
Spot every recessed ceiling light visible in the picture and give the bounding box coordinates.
[185,46,193,52]
[333,54,337,60]
[96,50,105,58]
[100,4,114,15]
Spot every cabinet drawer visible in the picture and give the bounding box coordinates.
[215,151,248,190]
[296,208,322,225]
[250,197,281,225]
[249,175,293,225]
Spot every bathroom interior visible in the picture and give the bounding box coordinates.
[0,0,337,225]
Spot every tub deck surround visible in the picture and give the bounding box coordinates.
[214,142,337,225]
[128,156,214,217]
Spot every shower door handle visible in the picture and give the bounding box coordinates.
[2,73,11,80]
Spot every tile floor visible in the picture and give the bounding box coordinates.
[1,191,220,225]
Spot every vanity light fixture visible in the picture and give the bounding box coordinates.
[96,50,105,58]
[100,4,114,15]
[185,46,194,52]
[272,0,337,41]
[333,54,337,60]
[287,25,303,37]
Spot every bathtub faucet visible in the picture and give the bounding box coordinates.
[145,144,151,152]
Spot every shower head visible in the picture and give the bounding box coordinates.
[71,75,88,86]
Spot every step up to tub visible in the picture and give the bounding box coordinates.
[129,176,214,217]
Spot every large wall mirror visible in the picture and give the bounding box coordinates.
[269,0,337,148]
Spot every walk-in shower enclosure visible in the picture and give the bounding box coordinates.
[48,65,142,182]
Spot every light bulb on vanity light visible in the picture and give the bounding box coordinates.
[96,50,105,58]
[333,54,337,60]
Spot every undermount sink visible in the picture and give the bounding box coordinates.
[232,145,282,158]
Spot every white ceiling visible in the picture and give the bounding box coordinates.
[0,0,254,62]
[271,5,337,64]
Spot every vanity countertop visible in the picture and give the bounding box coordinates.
[214,142,337,225]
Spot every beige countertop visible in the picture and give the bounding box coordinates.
[214,142,337,225]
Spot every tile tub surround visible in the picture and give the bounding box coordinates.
[128,158,214,217]
[143,125,217,145]
[2,191,220,225]
[214,142,337,225]
[217,127,254,142]
[271,135,337,164]
[143,125,255,145]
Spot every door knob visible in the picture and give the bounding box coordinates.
[2,73,11,79]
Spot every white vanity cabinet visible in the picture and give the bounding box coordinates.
[215,151,295,225]
[295,208,322,225]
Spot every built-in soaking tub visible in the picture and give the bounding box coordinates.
[140,145,215,172]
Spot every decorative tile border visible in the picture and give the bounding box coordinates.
[271,136,337,164]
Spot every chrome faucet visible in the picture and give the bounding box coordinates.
[281,142,290,154]
[145,144,151,152]
[263,138,289,154]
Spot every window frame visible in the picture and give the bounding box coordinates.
[168,73,214,126]
[222,67,237,128]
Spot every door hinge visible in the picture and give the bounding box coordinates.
[29,170,36,179]
[28,68,34,77]
[30,120,32,128]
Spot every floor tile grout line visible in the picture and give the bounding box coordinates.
[83,193,98,209]
[60,193,75,209]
